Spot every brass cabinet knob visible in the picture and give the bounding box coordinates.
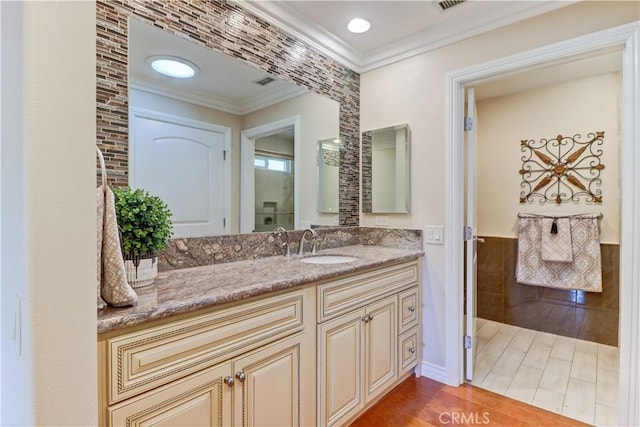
[235,371,246,383]
[224,376,235,387]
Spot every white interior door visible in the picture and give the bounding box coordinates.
[465,88,478,381]
[131,111,230,238]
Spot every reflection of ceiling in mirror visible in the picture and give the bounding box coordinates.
[129,19,308,115]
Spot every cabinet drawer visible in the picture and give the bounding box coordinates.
[398,286,418,334]
[398,328,419,376]
[106,290,305,404]
[317,260,419,322]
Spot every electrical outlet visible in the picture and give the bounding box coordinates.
[424,225,444,245]
[375,216,389,226]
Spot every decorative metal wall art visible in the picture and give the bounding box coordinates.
[519,131,605,204]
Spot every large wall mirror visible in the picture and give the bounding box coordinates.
[96,0,360,237]
[362,124,410,213]
[128,19,340,236]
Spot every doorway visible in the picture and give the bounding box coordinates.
[445,22,640,426]
[240,116,300,233]
[129,109,232,238]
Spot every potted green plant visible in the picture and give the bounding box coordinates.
[113,187,173,288]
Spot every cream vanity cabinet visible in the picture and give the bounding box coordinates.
[98,287,316,427]
[317,259,421,427]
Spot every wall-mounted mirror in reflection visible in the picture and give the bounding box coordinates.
[128,18,340,237]
[317,138,340,213]
[362,124,410,213]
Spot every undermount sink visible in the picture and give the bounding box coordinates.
[299,255,358,265]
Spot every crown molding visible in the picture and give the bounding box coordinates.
[129,81,308,116]
[235,0,576,74]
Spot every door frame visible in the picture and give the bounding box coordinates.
[129,108,232,235]
[240,116,300,233]
[444,21,639,424]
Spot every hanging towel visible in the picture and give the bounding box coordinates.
[541,217,573,262]
[97,147,138,308]
[516,214,602,292]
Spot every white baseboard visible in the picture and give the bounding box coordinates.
[420,361,447,384]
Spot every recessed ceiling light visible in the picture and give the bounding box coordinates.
[148,56,198,79]
[347,18,370,34]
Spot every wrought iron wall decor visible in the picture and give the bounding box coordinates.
[519,131,605,204]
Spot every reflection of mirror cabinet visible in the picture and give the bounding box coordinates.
[362,124,410,213]
[317,138,340,213]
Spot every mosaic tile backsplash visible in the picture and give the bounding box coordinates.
[159,227,422,271]
[96,0,360,226]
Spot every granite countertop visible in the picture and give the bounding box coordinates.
[97,245,423,334]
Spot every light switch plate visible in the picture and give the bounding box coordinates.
[424,225,444,245]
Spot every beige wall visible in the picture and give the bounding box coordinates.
[360,1,638,369]
[1,1,97,425]
[243,92,341,227]
[476,73,620,244]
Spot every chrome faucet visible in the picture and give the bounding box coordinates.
[273,226,290,257]
[298,229,318,256]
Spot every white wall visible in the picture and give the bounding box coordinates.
[360,1,638,374]
[243,92,341,227]
[477,73,620,244]
[1,2,96,425]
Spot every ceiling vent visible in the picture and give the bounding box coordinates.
[438,0,466,11]
[253,76,275,86]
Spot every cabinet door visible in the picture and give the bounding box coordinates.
[364,295,398,403]
[109,362,232,427]
[318,308,366,427]
[232,333,307,427]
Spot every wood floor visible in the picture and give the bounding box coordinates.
[349,376,589,426]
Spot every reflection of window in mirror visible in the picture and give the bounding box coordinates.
[362,124,410,213]
[317,138,340,213]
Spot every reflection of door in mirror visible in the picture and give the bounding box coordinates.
[254,129,295,231]
[130,109,231,238]
[362,124,410,213]
[317,138,340,213]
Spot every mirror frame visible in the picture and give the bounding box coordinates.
[96,0,359,227]
[362,123,411,214]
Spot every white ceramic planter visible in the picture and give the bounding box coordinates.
[125,257,158,288]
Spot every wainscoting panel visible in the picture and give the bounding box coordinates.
[476,236,618,346]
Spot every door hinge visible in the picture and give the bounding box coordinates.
[223,217,226,227]
[223,150,227,161]
[465,335,472,349]
[464,226,473,241]
[464,117,473,131]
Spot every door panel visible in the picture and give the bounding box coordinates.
[364,295,397,402]
[232,334,301,427]
[318,309,365,427]
[465,88,478,381]
[132,114,228,237]
[109,362,231,427]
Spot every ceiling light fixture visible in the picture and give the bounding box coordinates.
[148,56,198,78]
[347,18,371,34]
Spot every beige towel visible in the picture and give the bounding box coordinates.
[97,147,137,307]
[541,217,573,262]
[516,215,602,292]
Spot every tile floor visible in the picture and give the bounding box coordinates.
[470,318,619,426]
